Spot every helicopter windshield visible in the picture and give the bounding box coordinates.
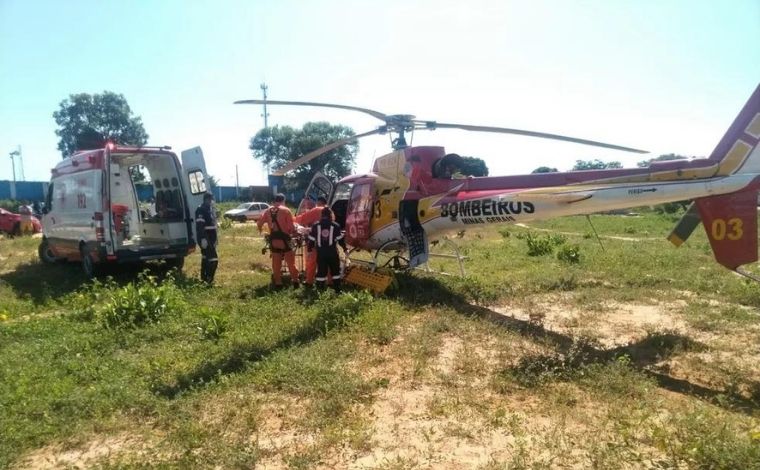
[333,183,353,201]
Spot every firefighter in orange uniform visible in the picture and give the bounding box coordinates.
[295,196,330,287]
[257,193,300,289]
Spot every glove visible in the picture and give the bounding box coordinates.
[200,238,208,249]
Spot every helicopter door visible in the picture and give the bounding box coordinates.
[298,171,334,216]
[399,200,429,268]
[345,182,373,246]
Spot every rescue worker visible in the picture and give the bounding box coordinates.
[195,192,218,284]
[307,207,347,291]
[295,196,330,287]
[257,193,300,289]
[18,203,33,234]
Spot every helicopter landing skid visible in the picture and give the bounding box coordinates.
[418,237,468,277]
[347,240,411,273]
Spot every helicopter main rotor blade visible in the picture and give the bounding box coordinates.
[272,128,382,176]
[234,99,388,122]
[423,122,648,154]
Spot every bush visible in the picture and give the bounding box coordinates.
[525,233,566,256]
[99,273,183,329]
[65,273,184,329]
[196,308,228,340]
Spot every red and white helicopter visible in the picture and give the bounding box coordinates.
[236,83,760,279]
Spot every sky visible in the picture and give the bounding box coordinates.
[1,0,759,187]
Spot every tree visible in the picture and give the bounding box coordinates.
[637,153,690,168]
[572,159,622,171]
[458,156,489,176]
[532,166,558,173]
[53,91,148,158]
[249,122,358,192]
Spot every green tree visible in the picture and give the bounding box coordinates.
[249,121,358,191]
[637,153,690,168]
[458,156,489,176]
[53,91,148,158]
[572,159,622,171]
[532,166,558,173]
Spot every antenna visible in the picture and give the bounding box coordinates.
[260,83,269,129]
[17,146,24,181]
[260,83,271,179]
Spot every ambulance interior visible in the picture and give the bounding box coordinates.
[109,153,188,250]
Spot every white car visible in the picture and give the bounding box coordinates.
[223,202,270,222]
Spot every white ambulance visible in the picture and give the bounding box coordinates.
[38,144,209,277]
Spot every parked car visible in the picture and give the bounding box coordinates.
[223,202,269,222]
[0,207,42,236]
[38,144,210,277]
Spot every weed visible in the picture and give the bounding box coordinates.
[556,244,581,264]
[651,406,760,469]
[98,273,184,329]
[218,216,233,230]
[195,308,228,340]
[354,303,400,345]
[525,233,554,256]
[525,233,566,256]
[507,337,600,387]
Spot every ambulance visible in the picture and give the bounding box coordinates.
[38,144,209,277]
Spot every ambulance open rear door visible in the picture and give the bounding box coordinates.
[181,146,209,243]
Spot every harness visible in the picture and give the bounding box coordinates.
[267,207,292,254]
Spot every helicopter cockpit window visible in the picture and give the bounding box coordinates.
[331,183,353,228]
[333,183,353,201]
[432,153,465,179]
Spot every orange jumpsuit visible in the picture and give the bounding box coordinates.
[295,205,326,285]
[257,204,299,286]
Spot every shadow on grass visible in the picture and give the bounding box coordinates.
[0,260,195,305]
[154,289,354,399]
[388,273,760,415]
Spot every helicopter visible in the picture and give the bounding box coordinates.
[236,83,760,280]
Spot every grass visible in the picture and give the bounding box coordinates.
[1,210,760,468]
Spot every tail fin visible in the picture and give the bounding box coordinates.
[668,83,760,272]
[710,83,760,176]
[668,191,759,270]
[695,190,758,270]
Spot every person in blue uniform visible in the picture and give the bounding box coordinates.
[195,192,218,284]
[307,207,347,291]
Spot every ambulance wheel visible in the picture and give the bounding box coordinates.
[38,238,59,264]
[80,246,102,279]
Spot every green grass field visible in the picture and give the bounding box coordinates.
[1,210,760,469]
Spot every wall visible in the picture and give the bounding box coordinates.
[0,180,49,201]
[0,180,289,203]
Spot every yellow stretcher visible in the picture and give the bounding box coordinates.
[343,264,394,294]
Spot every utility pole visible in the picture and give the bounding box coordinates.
[235,164,240,199]
[17,146,24,181]
[260,82,276,194]
[9,148,19,200]
[260,83,269,129]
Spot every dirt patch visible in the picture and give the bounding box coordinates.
[493,300,689,348]
[14,434,149,470]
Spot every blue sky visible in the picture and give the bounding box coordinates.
[1,0,758,186]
